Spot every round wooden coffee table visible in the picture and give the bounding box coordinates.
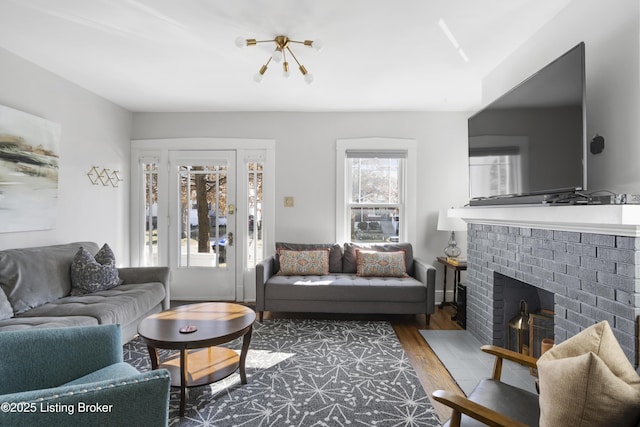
[137,302,255,416]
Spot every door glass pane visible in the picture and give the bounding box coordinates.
[143,161,158,266]
[247,162,263,268]
[178,164,227,268]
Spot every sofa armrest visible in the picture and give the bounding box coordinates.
[0,325,122,395]
[118,266,170,310]
[255,256,276,312]
[412,258,437,315]
[0,370,170,427]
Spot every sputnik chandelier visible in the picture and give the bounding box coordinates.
[235,35,323,84]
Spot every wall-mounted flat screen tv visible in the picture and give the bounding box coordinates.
[468,42,586,205]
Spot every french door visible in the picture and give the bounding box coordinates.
[131,138,275,304]
[168,151,236,300]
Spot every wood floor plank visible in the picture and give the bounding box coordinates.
[392,307,465,423]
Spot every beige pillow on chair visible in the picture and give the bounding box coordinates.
[537,321,640,427]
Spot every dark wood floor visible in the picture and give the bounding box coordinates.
[261,306,465,424]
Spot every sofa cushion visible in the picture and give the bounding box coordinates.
[275,243,343,273]
[537,321,640,427]
[0,242,99,314]
[356,250,407,277]
[265,273,426,303]
[17,282,165,326]
[344,243,414,274]
[70,244,122,296]
[278,249,330,276]
[0,287,13,320]
[0,315,99,331]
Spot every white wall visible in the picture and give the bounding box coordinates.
[132,111,470,298]
[481,0,640,194]
[0,47,132,262]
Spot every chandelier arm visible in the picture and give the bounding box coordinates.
[252,39,277,45]
[285,46,303,67]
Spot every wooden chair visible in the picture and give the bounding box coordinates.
[432,345,539,427]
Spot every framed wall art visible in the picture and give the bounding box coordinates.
[0,105,61,233]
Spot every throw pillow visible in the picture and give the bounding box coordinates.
[70,244,122,296]
[356,250,407,277]
[277,249,330,276]
[0,287,13,320]
[537,321,640,427]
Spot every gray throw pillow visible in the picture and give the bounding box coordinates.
[70,244,122,296]
[0,287,13,320]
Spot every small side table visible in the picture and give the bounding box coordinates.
[437,256,467,313]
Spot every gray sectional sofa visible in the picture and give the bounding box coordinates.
[256,242,436,324]
[0,242,170,342]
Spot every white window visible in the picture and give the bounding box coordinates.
[336,138,416,245]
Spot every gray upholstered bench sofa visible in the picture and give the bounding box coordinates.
[0,242,169,342]
[256,242,436,324]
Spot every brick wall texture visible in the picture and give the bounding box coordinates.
[466,223,640,366]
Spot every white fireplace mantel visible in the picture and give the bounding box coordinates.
[450,204,640,237]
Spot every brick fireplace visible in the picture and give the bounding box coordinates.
[451,205,640,368]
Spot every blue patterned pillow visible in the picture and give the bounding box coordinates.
[70,244,122,296]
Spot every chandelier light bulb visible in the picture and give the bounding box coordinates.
[304,73,314,85]
[272,48,283,63]
[282,62,290,78]
[235,36,246,48]
[311,39,323,51]
[254,64,268,83]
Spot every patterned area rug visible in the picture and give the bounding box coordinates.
[124,319,441,426]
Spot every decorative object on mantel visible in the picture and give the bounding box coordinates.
[437,208,466,258]
[235,34,322,84]
[0,104,61,233]
[87,166,123,188]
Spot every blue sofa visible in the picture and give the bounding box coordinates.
[0,324,170,426]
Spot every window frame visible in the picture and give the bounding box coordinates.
[336,137,417,245]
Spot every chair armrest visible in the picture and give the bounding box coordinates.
[255,255,275,312]
[432,390,529,427]
[480,345,538,381]
[413,258,437,314]
[0,370,170,427]
[0,325,122,395]
[118,266,170,310]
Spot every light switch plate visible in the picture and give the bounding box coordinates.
[284,196,294,207]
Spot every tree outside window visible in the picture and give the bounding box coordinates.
[347,155,403,243]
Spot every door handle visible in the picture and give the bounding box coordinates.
[227,232,233,246]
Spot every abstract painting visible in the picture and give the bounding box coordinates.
[0,105,61,233]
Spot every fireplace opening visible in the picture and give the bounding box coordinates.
[495,272,554,358]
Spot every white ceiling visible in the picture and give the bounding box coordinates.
[0,0,571,112]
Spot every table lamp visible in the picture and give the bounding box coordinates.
[437,208,467,258]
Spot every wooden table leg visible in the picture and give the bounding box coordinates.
[179,348,188,417]
[439,265,448,308]
[146,345,160,370]
[239,326,253,384]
